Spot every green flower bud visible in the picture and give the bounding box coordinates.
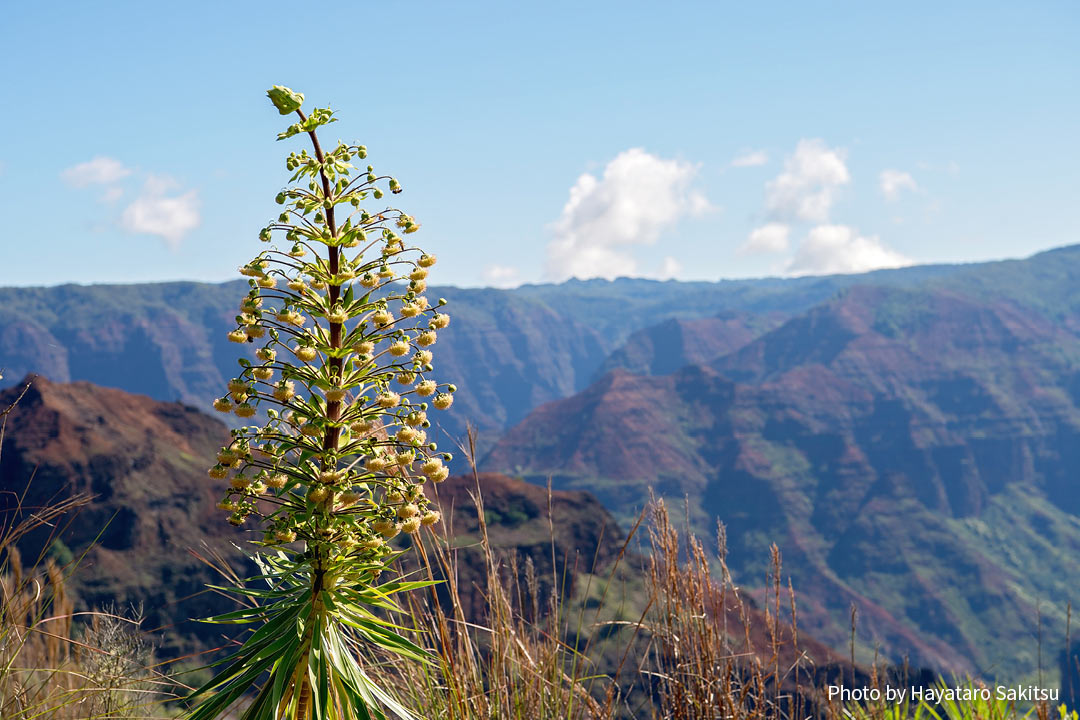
[266,85,304,115]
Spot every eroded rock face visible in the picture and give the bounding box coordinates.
[484,284,1080,676]
[0,375,239,656]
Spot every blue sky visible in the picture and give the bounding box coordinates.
[1,1,1077,288]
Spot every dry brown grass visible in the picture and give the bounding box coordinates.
[351,426,825,720]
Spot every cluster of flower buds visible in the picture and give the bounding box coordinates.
[208,94,456,574]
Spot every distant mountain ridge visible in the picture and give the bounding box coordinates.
[0,253,978,461]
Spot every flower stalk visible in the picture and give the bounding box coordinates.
[185,85,453,720]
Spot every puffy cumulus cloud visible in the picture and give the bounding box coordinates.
[481,264,522,289]
[546,148,709,281]
[61,156,132,187]
[786,225,911,276]
[765,139,849,223]
[730,149,769,168]
[120,176,200,249]
[879,169,918,201]
[739,223,790,255]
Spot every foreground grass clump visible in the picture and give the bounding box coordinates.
[185,86,455,720]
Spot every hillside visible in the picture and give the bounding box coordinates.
[483,281,1080,676]
[5,245,1080,675]
[0,375,239,657]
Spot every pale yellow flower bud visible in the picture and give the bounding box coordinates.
[208,465,229,479]
[400,303,420,318]
[395,451,415,466]
[295,346,318,362]
[376,392,401,408]
[355,341,375,355]
[325,387,346,402]
[256,348,277,362]
[431,466,450,483]
[389,340,409,356]
[432,393,453,410]
[416,331,436,347]
[397,502,419,519]
[275,529,297,543]
[431,313,450,329]
[415,380,437,396]
[300,422,321,436]
[227,330,248,343]
[420,458,444,477]
[253,367,273,381]
[400,517,422,534]
[266,473,288,489]
[257,276,277,288]
[373,519,401,539]
[235,404,257,418]
[273,381,296,401]
[409,268,428,281]
[213,397,233,412]
[418,254,437,268]
[420,510,441,526]
[373,309,393,327]
[309,486,329,503]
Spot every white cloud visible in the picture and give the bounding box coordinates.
[731,149,769,168]
[786,224,911,276]
[879,169,918,201]
[101,187,124,204]
[765,139,849,223]
[120,176,200,249]
[658,256,682,280]
[740,223,790,255]
[482,264,522,289]
[546,148,709,281]
[61,156,132,187]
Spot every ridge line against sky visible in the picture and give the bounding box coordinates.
[1,1,1077,288]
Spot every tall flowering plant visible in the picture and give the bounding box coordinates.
[186,86,455,720]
